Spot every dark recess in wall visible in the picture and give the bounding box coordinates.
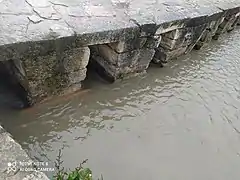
[0,61,30,109]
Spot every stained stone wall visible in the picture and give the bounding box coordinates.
[0,0,239,106]
[1,44,91,106]
[152,8,240,66]
[91,7,240,80]
[22,46,90,104]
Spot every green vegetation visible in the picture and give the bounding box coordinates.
[53,149,103,180]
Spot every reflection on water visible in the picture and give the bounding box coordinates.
[1,29,240,180]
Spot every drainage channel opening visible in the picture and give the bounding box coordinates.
[0,61,30,109]
[82,44,115,89]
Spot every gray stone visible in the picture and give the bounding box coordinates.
[144,35,162,49]
[93,47,155,80]
[20,47,90,103]
[162,28,187,40]
[194,29,212,49]
[0,0,239,106]
[0,125,49,180]
[67,69,87,84]
[185,25,207,53]
[154,46,188,63]
[108,37,147,53]
[61,47,90,73]
[214,12,240,38]
[160,36,186,50]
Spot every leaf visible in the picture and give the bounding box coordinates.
[67,170,80,180]
[79,168,92,180]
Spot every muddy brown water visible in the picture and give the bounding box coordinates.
[1,29,240,180]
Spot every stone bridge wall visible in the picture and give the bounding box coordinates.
[0,1,239,107]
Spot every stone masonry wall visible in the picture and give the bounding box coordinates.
[0,1,239,106]
[91,7,240,81]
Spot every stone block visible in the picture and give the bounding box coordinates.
[108,37,147,53]
[155,20,185,35]
[67,69,87,84]
[185,15,208,28]
[144,35,162,49]
[162,28,188,40]
[96,44,143,67]
[93,47,155,80]
[60,47,90,73]
[214,15,238,37]
[209,18,224,36]
[160,36,186,50]
[153,46,187,63]
[22,47,90,103]
[185,25,207,53]
[227,15,240,31]
[194,29,212,50]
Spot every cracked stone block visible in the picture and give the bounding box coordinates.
[153,46,187,63]
[92,47,155,81]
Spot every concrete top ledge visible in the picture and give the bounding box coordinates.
[0,0,239,50]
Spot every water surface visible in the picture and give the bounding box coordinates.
[1,29,240,180]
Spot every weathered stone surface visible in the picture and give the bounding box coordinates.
[0,0,239,106]
[185,25,207,53]
[108,37,147,53]
[95,44,154,68]
[162,28,187,40]
[92,47,155,80]
[22,47,90,103]
[213,11,240,39]
[144,35,162,49]
[153,46,188,63]
[0,0,239,53]
[0,125,49,180]
[194,29,212,49]
[160,35,186,50]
